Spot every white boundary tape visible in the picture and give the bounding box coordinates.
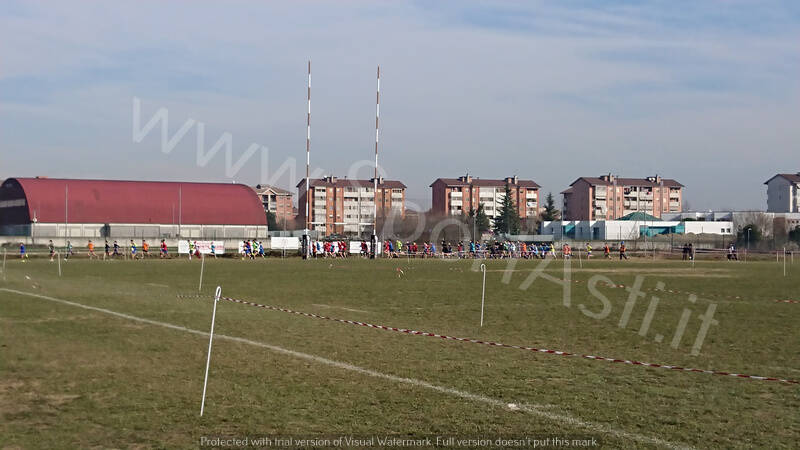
[1,287,688,449]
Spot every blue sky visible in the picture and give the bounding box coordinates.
[1,0,798,210]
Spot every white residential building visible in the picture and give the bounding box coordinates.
[765,173,800,213]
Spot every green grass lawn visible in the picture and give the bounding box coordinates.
[0,255,798,449]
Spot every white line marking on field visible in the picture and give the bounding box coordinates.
[146,283,170,288]
[0,288,689,450]
[312,303,369,314]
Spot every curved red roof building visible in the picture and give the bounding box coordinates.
[0,178,267,227]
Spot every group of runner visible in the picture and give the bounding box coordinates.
[311,240,349,258]
[17,238,639,262]
[39,239,167,261]
[372,239,630,260]
[239,240,264,259]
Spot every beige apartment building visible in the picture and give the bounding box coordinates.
[296,176,406,236]
[562,174,683,220]
[430,175,540,222]
[253,184,294,226]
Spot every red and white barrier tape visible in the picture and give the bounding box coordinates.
[177,294,799,385]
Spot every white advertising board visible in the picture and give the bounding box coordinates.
[271,237,300,250]
[178,240,225,254]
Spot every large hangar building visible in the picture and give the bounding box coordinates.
[0,177,268,244]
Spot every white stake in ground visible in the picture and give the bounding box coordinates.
[783,248,786,277]
[2,248,6,281]
[200,286,222,417]
[198,253,205,292]
[57,251,62,277]
[480,263,486,327]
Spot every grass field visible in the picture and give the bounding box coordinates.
[1,254,798,449]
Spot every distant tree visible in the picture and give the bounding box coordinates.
[541,192,560,221]
[733,213,772,241]
[475,203,490,235]
[467,204,492,239]
[266,211,279,230]
[494,184,521,235]
[789,226,800,245]
[736,224,762,247]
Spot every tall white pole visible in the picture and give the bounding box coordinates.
[371,65,380,259]
[784,247,786,277]
[200,286,222,417]
[304,60,311,260]
[480,263,486,326]
[198,253,205,292]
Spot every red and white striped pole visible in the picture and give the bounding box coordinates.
[371,65,380,259]
[303,60,312,260]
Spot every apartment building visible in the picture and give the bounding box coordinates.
[296,176,406,236]
[253,184,294,225]
[561,174,683,221]
[765,173,800,213]
[430,175,540,221]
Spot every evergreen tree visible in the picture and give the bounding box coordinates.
[266,211,279,230]
[494,184,521,235]
[469,204,491,238]
[541,192,561,221]
[475,203,490,235]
